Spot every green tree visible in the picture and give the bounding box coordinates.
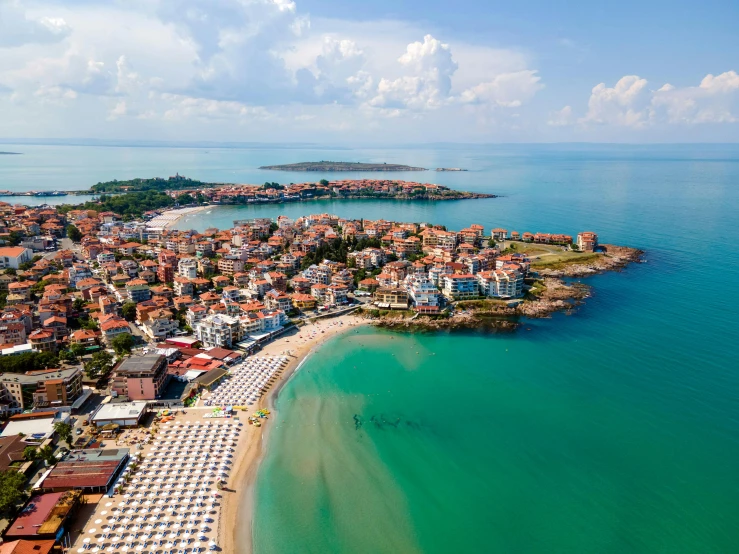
[23,446,38,461]
[0,470,27,513]
[53,421,73,447]
[121,302,137,322]
[70,343,87,358]
[319,179,329,186]
[66,224,82,242]
[84,350,114,381]
[177,193,194,205]
[72,297,85,312]
[7,231,23,247]
[38,446,56,465]
[58,350,77,364]
[111,333,135,356]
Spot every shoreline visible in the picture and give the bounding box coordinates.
[146,205,211,228]
[219,314,366,554]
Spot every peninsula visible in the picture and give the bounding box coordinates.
[56,176,495,219]
[258,161,427,171]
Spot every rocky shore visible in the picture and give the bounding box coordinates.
[535,244,644,277]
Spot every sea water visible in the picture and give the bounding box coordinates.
[3,142,739,552]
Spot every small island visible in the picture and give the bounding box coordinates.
[0,151,21,155]
[436,168,467,172]
[259,161,427,172]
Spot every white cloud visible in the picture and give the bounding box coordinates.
[0,1,71,47]
[159,93,272,121]
[459,70,543,107]
[569,71,739,129]
[581,75,652,127]
[547,105,574,126]
[652,71,739,124]
[369,34,458,110]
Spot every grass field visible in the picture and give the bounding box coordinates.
[499,240,601,268]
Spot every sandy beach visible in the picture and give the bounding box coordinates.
[66,312,365,554]
[146,205,210,229]
[220,313,366,554]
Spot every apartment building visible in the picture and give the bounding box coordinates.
[374,288,409,309]
[577,232,599,252]
[477,269,524,299]
[0,368,83,411]
[405,275,441,312]
[193,314,242,348]
[441,274,479,300]
[111,354,169,400]
[178,257,198,279]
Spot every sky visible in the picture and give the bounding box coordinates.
[0,0,738,144]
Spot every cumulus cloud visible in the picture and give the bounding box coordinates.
[459,70,543,107]
[575,71,739,128]
[0,1,71,47]
[369,34,458,110]
[547,105,574,126]
[581,75,652,127]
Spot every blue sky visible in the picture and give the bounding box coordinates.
[0,0,737,143]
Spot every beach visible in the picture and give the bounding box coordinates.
[146,206,211,229]
[217,313,366,554]
[66,312,365,554]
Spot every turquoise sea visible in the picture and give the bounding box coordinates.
[2,143,739,552]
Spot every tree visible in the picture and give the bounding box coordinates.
[7,231,22,247]
[84,350,114,381]
[488,239,496,248]
[177,193,194,205]
[58,350,77,364]
[38,446,56,465]
[53,421,73,447]
[121,302,137,322]
[72,297,86,312]
[66,224,82,242]
[111,333,135,356]
[23,446,38,461]
[319,179,329,186]
[70,343,87,358]
[0,470,27,514]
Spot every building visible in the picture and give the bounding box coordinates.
[441,274,479,300]
[141,310,179,341]
[178,257,198,279]
[0,412,70,442]
[193,314,241,348]
[100,317,132,343]
[126,279,151,303]
[490,228,508,241]
[111,355,169,400]
[0,540,55,554]
[405,275,441,312]
[37,449,130,493]
[374,288,409,309]
[0,247,34,270]
[28,329,57,353]
[3,491,82,541]
[477,269,524,298]
[91,401,148,428]
[577,232,598,252]
[0,368,83,411]
[0,434,32,471]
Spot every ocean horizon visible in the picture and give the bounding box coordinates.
[3,143,739,552]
